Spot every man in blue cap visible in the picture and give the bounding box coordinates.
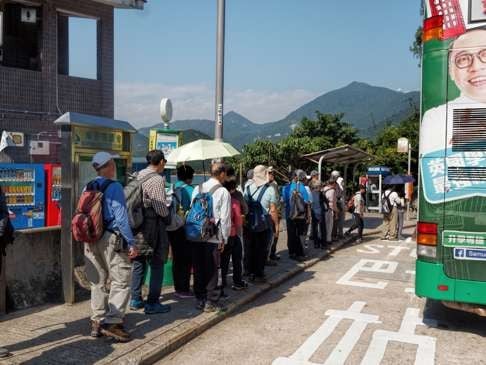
[84,152,138,342]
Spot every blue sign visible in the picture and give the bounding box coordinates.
[453,247,486,261]
[367,166,391,176]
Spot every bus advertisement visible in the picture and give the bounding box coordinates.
[417,0,486,313]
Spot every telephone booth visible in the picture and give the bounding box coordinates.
[54,112,136,304]
[366,166,391,212]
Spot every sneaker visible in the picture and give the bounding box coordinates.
[232,281,248,291]
[144,302,171,314]
[100,323,131,342]
[174,291,195,299]
[265,259,278,267]
[204,302,227,313]
[196,299,206,310]
[90,320,102,338]
[269,254,280,261]
[0,347,9,358]
[130,299,145,311]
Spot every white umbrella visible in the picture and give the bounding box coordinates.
[166,139,240,164]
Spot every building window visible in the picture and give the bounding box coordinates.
[0,3,42,71]
[58,13,99,80]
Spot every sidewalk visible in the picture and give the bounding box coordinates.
[0,214,415,365]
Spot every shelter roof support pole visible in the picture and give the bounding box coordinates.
[318,155,325,182]
[352,163,361,190]
[343,164,349,198]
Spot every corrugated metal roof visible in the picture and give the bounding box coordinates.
[54,112,137,133]
[302,145,372,165]
[91,0,146,9]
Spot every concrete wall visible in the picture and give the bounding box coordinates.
[5,230,62,309]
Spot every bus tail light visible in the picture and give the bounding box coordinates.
[417,222,438,246]
[417,245,437,258]
[423,15,443,42]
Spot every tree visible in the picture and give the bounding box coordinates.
[371,111,419,175]
[237,112,360,175]
[410,26,423,66]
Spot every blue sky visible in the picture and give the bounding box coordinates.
[71,0,422,127]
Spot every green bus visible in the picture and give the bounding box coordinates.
[416,1,486,313]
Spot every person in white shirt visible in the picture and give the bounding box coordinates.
[191,162,232,312]
[380,186,400,241]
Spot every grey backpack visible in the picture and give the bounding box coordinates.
[124,172,159,230]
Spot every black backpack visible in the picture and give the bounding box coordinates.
[246,184,271,233]
[381,191,392,214]
[289,183,307,220]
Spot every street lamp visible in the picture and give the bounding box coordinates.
[214,0,225,142]
[397,137,412,220]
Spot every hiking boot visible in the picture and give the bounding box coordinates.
[204,302,227,313]
[232,281,248,291]
[0,347,9,358]
[196,299,206,310]
[100,323,131,342]
[144,303,171,314]
[90,320,102,338]
[130,299,145,311]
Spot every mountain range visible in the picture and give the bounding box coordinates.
[136,82,419,154]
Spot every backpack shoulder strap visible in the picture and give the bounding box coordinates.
[140,172,160,184]
[100,179,115,193]
[208,183,223,196]
[256,184,269,203]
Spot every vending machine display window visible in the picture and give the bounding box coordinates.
[0,164,45,229]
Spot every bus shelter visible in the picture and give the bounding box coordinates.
[302,145,372,191]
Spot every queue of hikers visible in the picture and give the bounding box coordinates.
[66,150,366,342]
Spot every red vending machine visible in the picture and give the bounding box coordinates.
[44,164,61,227]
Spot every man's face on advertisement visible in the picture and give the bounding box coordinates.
[450,30,486,103]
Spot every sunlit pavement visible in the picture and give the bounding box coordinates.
[161,226,486,365]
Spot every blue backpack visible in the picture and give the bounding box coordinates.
[245,184,271,233]
[184,184,222,241]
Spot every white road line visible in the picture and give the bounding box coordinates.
[272,302,380,365]
[336,259,398,289]
[387,245,411,257]
[360,308,436,365]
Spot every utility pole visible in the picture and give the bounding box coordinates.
[214,0,225,142]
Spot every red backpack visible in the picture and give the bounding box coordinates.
[71,180,114,244]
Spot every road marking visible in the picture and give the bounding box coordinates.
[405,270,416,293]
[272,301,380,365]
[357,244,384,254]
[387,245,411,257]
[360,308,436,365]
[336,259,398,289]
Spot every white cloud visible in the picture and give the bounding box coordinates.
[115,81,318,128]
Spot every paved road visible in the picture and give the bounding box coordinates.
[160,228,486,365]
